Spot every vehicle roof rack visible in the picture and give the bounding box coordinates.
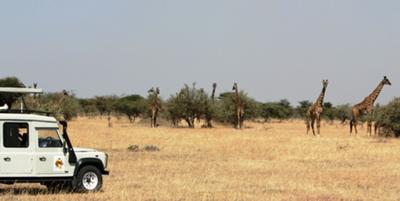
[0,87,46,114]
[0,109,53,116]
[0,87,43,94]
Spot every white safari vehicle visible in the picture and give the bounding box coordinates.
[0,87,109,192]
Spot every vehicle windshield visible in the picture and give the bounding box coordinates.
[37,128,64,148]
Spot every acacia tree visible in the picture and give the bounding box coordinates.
[114,95,146,123]
[260,99,293,122]
[215,92,259,126]
[79,98,99,116]
[94,96,117,117]
[165,83,208,128]
[332,104,352,124]
[375,98,400,137]
[295,100,312,119]
[321,102,335,123]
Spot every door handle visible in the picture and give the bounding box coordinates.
[3,157,11,162]
[39,157,46,162]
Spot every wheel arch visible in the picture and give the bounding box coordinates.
[74,158,108,176]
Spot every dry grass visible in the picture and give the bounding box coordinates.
[1,117,400,201]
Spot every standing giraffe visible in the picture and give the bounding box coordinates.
[148,87,161,128]
[232,83,244,129]
[205,83,217,128]
[350,76,391,135]
[306,80,329,136]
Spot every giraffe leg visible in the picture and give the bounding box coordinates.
[154,111,158,127]
[354,120,358,135]
[316,116,321,136]
[311,118,316,136]
[151,112,155,128]
[374,123,379,136]
[306,118,310,135]
[236,111,240,129]
[239,112,244,129]
[350,119,353,134]
[367,121,372,136]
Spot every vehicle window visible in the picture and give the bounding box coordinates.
[3,123,29,148]
[37,129,63,148]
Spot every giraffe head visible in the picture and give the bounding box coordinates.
[322,80,328,88]
[382,76,391,86]
[147,87,154,94]
[232,83,238,91]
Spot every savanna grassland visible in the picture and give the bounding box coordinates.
[1,117,400,201]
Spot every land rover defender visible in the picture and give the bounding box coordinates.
[0,87,109,192]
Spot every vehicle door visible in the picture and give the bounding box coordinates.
[35,126,69,175]
[0,122,34,175]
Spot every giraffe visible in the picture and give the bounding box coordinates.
[350,76,391,135]
[205,83,217,128]
[232,83,244,129]
[306,80,329,136]
[148,87,161,128]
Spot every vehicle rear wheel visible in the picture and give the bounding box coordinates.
[73,165,103,193]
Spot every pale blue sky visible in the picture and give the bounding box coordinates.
[1,1,399,105]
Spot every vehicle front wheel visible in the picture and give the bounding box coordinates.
[73,165,103,193]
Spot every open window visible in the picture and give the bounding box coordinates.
[3,123,29,148]
[37,128,63,148]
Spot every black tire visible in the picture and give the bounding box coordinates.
[73,165,103,193]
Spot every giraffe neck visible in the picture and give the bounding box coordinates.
[211,87,216,101]
[315,86,327,107]
[360,81,385,107]
[235,88,241,106]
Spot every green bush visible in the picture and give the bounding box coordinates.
[321,102,335,122]
[332,104,352,123]
[114,95,146,123]
[295,100,312,119]
[165,83,209,128]
[94,96,117,116]
[37,92,81,121]
[79,98,99,116]
[375,98,400,137]
[215,92,260,126]
[260,99,293,121]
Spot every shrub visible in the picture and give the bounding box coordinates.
[114,95,146,123]
[94,96,117,116]
[215,92,260,126]
[36,92,81,121]
[260,99,293,121]
[332,104,352,123]
[375,98,400,137]
[321,102,335,122]
[295,100,312,119]
[165,83,208,128]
